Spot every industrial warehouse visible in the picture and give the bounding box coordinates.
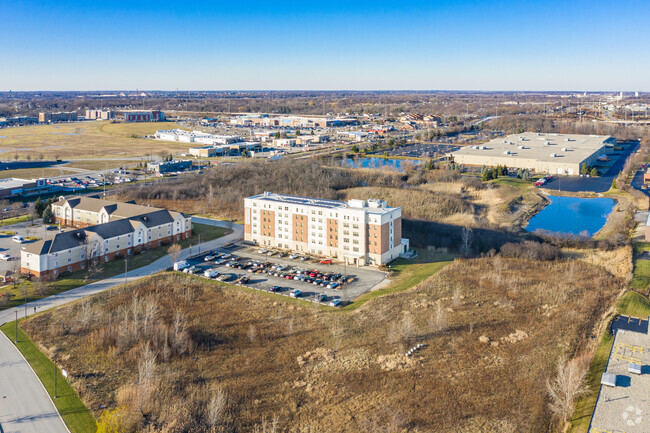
[450,132,617,175]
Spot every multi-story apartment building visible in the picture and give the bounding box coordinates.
[38,111,78,123]
[86,109,115,120]
[244,192,409,266]
[123,110,165,122]
[22,198,191,279]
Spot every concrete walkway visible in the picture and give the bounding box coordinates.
[0,220,242,433]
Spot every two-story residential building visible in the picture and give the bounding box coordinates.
[22,198,191,279]
[244,192,409,266]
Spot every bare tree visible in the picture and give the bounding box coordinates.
[461,226,473,257]
[452,286,461,307]
[10,260,21,289]
[430,303,449,334]
[82,236,102,278]
[248,324,257,342]
[77,300,93,329]
[142,296,159,336]
[168,243,182,265]
[138,343,157,386]
[546,357,589,424]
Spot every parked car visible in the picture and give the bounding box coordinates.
[183,265,198,274]
[173,260,190,271]
[278,252,288,258]
[290,289,302,298]
[12,236,25,244]
[204,268,221,279]
[268,285,281,293]
[327,282,340,289]
[300,256,310,261]
[0,253,11,261]
[45,225,58,231]
[258,248,268,254]
[329,299,343,307]
[320,259,333,265]
[204,255,216,262]
[289,253,299,259]
[239,276,250,284]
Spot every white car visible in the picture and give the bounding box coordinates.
[204,268,221,278]
[12,236,25,244]
[289,253,299,259]
[0,253,11,261]
[258,248,268,254]
[173,260,190,271]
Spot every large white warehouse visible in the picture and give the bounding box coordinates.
[450,132,616,176]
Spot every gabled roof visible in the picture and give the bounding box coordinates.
[24,208,187,255]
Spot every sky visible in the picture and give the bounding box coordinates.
[2,0,649,91]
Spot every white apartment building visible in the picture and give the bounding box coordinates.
[244,192,409,266]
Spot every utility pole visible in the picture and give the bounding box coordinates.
[124,258,128,283]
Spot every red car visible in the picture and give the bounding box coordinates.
[320,259,333,265]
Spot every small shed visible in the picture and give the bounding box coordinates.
[628,363,642,375]
[601,372,617,387]
[0,270,14,284]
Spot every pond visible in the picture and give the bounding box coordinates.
[526,195,615,237]
[339,157,421,171]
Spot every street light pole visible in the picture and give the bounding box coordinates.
[54,363,57,398]
[124,258,128,283]
[15,310,18,343]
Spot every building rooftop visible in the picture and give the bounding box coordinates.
[0,178,36,190]
[247,192,398,213]
[451,132,614,165]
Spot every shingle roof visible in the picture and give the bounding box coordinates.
[24,208,186,255]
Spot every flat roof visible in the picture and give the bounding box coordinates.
[451,132,614,165]
[0,178,34,190]
[247,192,398,213]
[590,323,650,432]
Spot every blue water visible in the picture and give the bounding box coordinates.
[340,157,421,171]
[526,195,615,237]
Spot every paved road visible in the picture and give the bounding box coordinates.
[0,220,242,433]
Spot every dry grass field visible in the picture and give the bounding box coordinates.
[21,254,622,433]
[0,120,188,160]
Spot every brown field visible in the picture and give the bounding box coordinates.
[0,121,189,160]
[22,254,622,433]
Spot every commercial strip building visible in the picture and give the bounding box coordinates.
[123,110,165,122]
[155,129,242,145]
[0,178,50,199]
[230,114,357,128]
[38,111,78,123]
[147,159,193,174]
[85,109,115,120]
[450,132,616,176]
[21,197,191,278]
[244,192,409,266]
[188,142,262,157]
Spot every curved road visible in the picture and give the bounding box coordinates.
[0,219,243,433]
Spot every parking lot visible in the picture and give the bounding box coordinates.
[181,245,388,306]
[0,219,53,274]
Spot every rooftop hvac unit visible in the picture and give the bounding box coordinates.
[518,145,525,149]
[550,153,557,158]
[504,150,510,155]
[561,147,567,151]
[480,146,487,150]
[565,138,572,141]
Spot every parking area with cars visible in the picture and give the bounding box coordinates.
[0,220,54,273]
[176,245,387,306]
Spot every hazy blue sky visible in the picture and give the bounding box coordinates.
[2,0,649,91]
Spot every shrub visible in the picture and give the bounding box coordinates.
[500,240,561,261]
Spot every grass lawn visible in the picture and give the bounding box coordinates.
[617,290,650,317]
[343,248,454,311]
[0,215,31,227]
[488,177,534,188]
[0,223,232,312]
[0,120,189,160]
[631,242,650,292]
[1,322,97,433]
[568,329,614,433]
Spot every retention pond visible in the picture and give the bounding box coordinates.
[526,195,615,237]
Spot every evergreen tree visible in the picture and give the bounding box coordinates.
[589,167,598,177]
[42,205,54,224]
[34,197,45,217]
